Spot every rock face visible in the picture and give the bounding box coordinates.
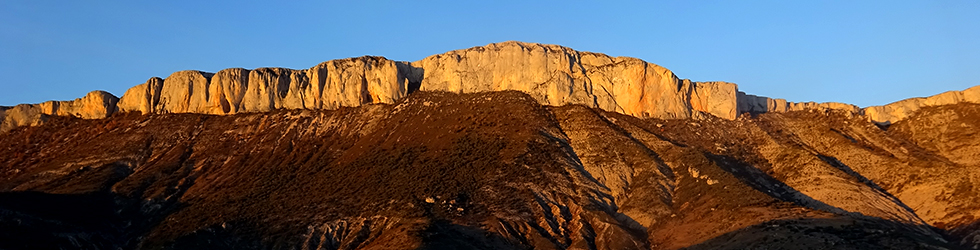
[0,90,117,132]
[3,41,979,132]
[115,42,735,120]
[863,85,980,125]
[115,57,420,115]
[738,85,980,125]
[737,91,860,114]
[411,42,737,119]
[116,77,163,114]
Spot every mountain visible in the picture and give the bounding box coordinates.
[1,42,978,249]
[7,41,979,133]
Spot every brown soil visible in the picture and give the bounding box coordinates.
[0,92,977,249]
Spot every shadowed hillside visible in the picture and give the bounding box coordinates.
[2,91,978,249]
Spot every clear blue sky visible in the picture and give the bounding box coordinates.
[1,1,978,107]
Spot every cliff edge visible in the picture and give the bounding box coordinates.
[1,41,976,132]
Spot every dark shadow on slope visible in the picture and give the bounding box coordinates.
[0,191,128,250]
[590,108,676,181]
[417,190,526,250]
[545,107,659,246]
[549,106,675,201]
[704,153,848,215]
[536,129,605,190]
[682,217,958,250]
[949,220,980,249]
[30,161,135,194]
[754,115,923,217]
[165,221,263,250]
[0,148,194,250]
[815,154,925,224]
[418,219,527,250]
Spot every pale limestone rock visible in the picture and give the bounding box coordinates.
[242,68,295,112]
[114,56,418,115]
[0,91,118,132]
[310,57,419,110]
[35,90,119,119]
[284,69,311,110]
[689,81,738,120]
[156,70,214,113]
[412,41,738,119]
[207,68,249,114]
[0,104,47,132]
[6,41,977,133]
[110,42,739,121]
[736,91,859,115]
[117,77,164,114]
[787,101,860,113]
[864,85,980,124]
[737,85,980,125]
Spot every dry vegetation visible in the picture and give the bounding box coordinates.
[0,92,978,249]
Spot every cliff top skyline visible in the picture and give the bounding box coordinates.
[2,1,979,107]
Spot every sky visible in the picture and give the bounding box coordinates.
[1,1,978,107]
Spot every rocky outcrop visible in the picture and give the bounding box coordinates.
[863,85,980,125]
[0,104,47,133]
[0,91,118,132]
[738,86,980,125]
[115,42,735,120]
[116,57,421,115]
[117,77,163,114]
[38,90,118,119]
[4,41,979,132]
[737,92,860,115]
[411,42,738,119]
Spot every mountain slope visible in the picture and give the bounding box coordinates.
[2,91,977,249]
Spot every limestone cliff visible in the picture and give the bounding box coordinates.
[737,92,860,115]
[0,91,117,132]
[738,86,980,125]
[2,41,978,132]
[115,56,420,115]
[863,85,980,125]
[410,41,737,119]
[113,42,735,120]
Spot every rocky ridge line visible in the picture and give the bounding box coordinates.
[1,91,118,132]
[1,41,977,132]
[863,85,980,124]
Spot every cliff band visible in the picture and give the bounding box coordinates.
[2,41,979,131]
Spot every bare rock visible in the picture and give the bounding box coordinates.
[307,56,418,110]
[117,77,164,114]
[241,67,297,112]
[737,91,860,115]
[412,41,738,119]
[690,81,738,119]
[0,104,47,133]
[37,90,119,119]
[157,70,214,113]
[863,85,980,124]
[207,68,249,114]
[0,90,118,132]
[114,56,419,115]
[6,41,978,133]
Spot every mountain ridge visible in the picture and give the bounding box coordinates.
[2,41,978,132]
